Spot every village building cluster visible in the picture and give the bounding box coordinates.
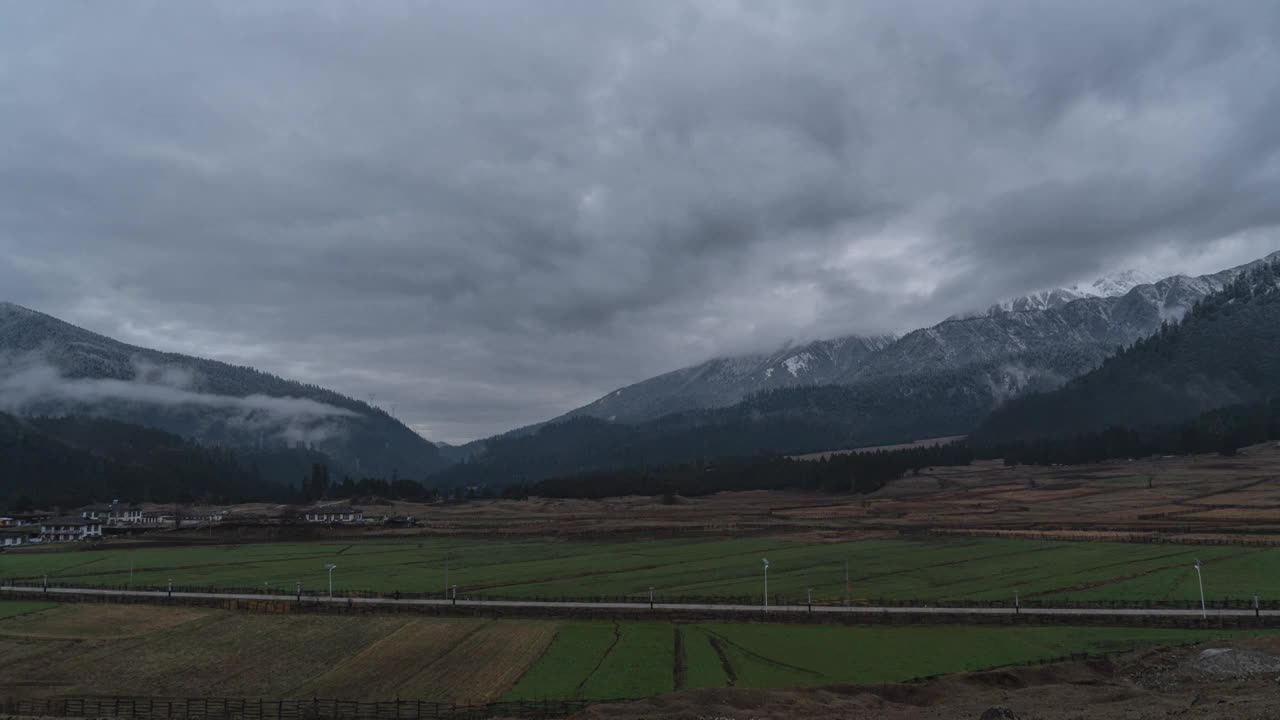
[0,500,382,547]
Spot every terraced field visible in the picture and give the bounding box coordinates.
[2,602,1272,702]
[3,536,1275,605]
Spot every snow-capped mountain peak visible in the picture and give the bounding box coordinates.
[1068,269,1161,298]
[953,268,1163,320]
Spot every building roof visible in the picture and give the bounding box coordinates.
[45,516,102,526]
[306,505,363,513]
[81,502,141,512]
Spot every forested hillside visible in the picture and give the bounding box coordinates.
[0,413,332,508]
[430,370,996,487]
[977,260,1280,442]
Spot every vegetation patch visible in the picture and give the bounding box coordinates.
[0,601,56,621]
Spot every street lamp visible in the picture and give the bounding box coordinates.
[649,586,655,609]
[325,563,338,599]
[1193,559,1206,619]
[762,558,769,610]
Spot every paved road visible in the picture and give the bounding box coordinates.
[0,584,1266,620]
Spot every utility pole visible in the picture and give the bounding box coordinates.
[844,559,850,607]
[762,558,769,611]
[1194,559,1206,619]
[325,563,337,599]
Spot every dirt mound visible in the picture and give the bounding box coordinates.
[978,708,1020,720]
[1189,647,1280,678]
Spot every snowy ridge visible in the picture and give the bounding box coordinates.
[551,251,1279,428]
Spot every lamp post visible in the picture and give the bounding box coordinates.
[168,578,173,597]
[762,558,769,611]
[325,563,338,599]
[807,587,813,613]
[844,559,850,607]
[1193,559,1206,619]
[1254,591,1260,618]
[649,586,655,609]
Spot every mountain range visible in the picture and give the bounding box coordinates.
[2,250,1278,497]
[976,259,1280,441]
[531,252,1280,432]
[435,252,1280,485]
[0,302,444,480]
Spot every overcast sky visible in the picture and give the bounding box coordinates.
[3,2,1280,443]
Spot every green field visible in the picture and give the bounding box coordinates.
[504,622,1270,698]
[0,536,1272,604]
[0,601,56,620]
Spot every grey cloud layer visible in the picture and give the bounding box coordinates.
[2,1,1279,442]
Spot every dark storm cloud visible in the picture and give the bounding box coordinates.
[2,1,1280,442]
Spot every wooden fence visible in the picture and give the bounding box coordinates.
[0,696,595,720]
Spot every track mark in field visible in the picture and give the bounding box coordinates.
[705,630,823,679]
[20,555,111,581]
[673,627,686,691]
[706,634,736,687]
[664,542,1072,595]
[1023,548,1264,598]
[575,623,622,696]
[468,542,796,594]
[15,551,347,583]
[334,545,355,555]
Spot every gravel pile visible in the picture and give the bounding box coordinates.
[1190,648,1280,678]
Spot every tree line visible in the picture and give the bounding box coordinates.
[497,442,975,500]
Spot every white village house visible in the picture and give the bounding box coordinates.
[0,526,39,547]
[41,516,103,543]
[303,505,365,524]
[80,501,143,526]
